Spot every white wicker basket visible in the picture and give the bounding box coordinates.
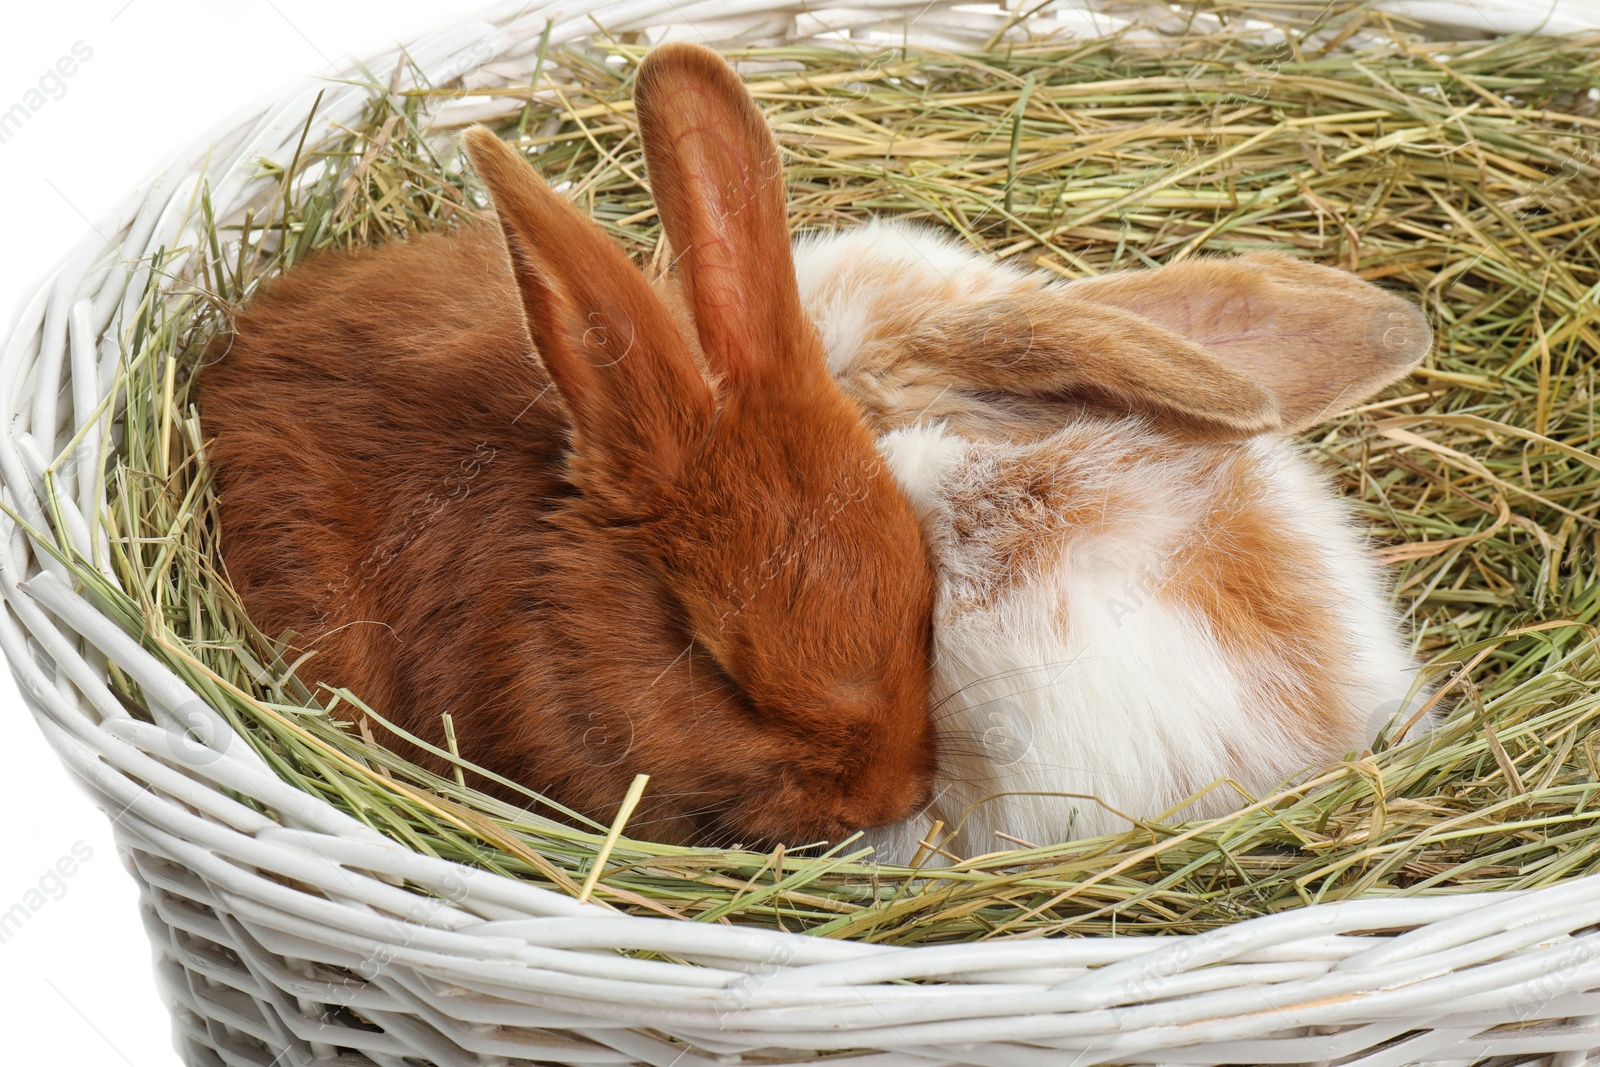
[6,2,1600,1065]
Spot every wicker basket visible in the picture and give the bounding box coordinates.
[6,1,1600,1064]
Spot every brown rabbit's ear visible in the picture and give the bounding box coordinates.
[1063,252,1431,432]
[634,43,813,384]
[463,127,713,482]
[918,291,1282,440]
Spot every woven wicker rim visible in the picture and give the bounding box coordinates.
[5,1,1600,1063]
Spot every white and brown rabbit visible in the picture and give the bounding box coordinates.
[777,220,1433,862]
[201,46,939,850]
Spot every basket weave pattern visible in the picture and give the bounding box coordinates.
[6,1,1600,1064]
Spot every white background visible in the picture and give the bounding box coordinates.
[0,3,458,1062]
[2,1,1593,1064]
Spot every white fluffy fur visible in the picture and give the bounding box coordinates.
[794,220,1428,864]
[796,221,1033,377]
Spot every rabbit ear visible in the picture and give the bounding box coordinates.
[463,127,713,482]
[1063,252,1431,432]
[919,291,1282,439]
[635,43,813,384]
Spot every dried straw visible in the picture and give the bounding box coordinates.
[66,5,1600,942]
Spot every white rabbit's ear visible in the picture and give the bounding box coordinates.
[1062,252,1431,433]
[915,291,1282,440]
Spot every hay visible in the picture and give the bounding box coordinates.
[50,4,1600,943]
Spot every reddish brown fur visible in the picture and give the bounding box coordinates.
[1160,450,1355,754]
[199,44,936,848]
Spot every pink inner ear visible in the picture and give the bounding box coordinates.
[654,129,793,378]
[684,234,751,317]
[636,52,812,385]
[462,126,715,482]
[1165,291,1333,353]
[1063,255,1430,432]
[1147,291,1313,396]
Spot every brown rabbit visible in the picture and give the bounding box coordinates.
[200,43,937,848]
